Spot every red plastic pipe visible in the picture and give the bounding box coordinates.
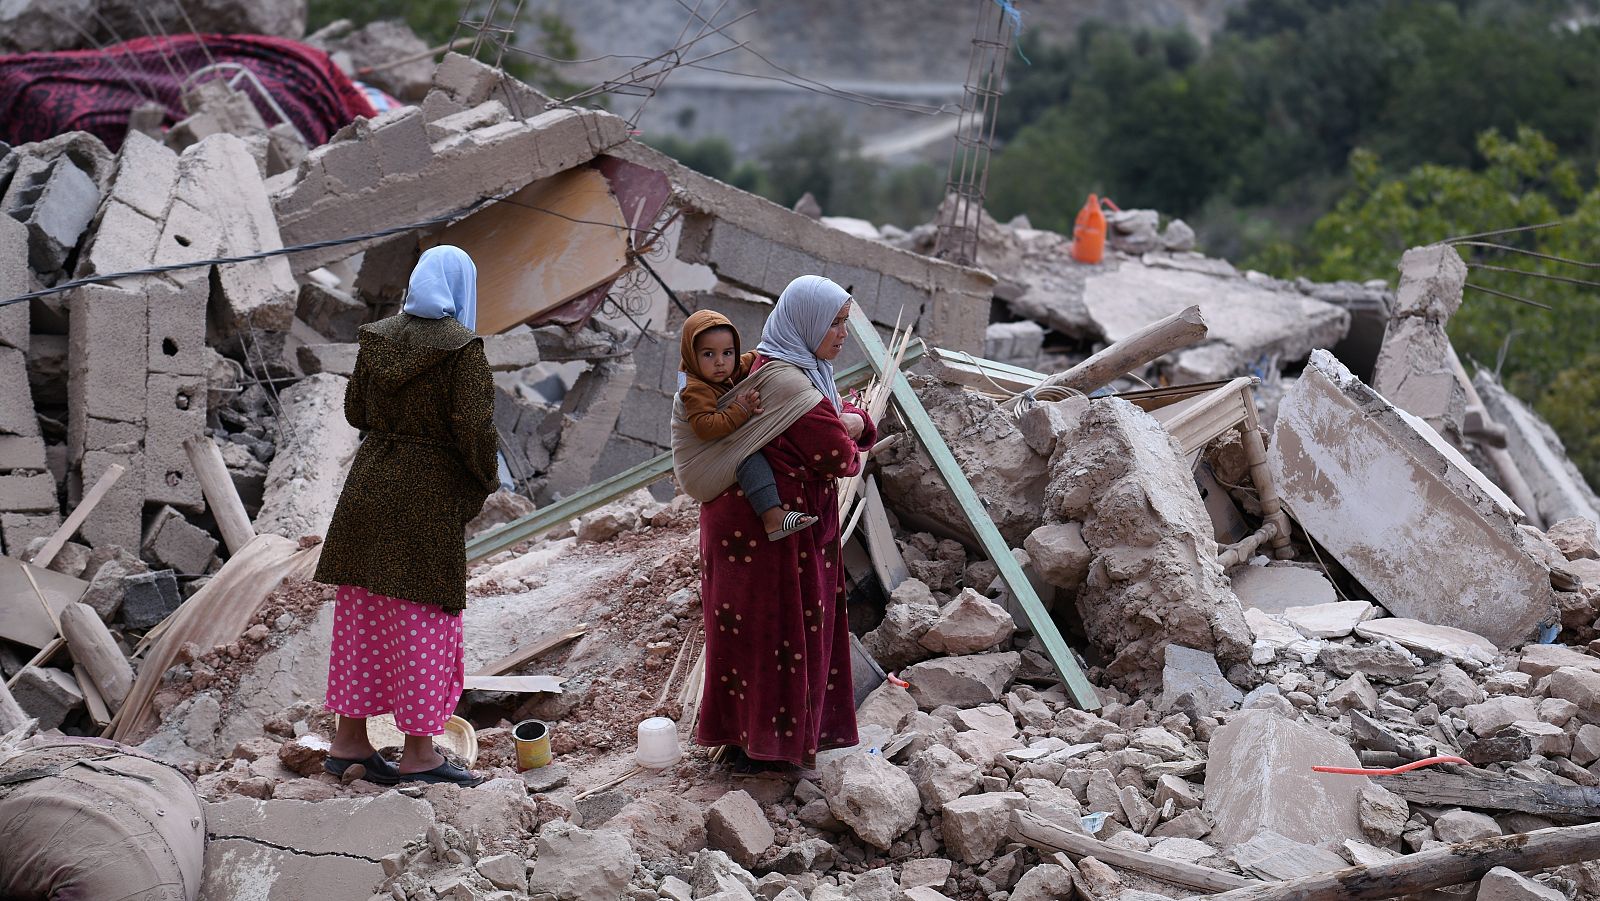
[1312,754,1468,776]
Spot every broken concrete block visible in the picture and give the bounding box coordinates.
[108,131,179,220]
[878,375,1045,546]
[1281,601,1375,639]
[984,319,1044,369]
[1016,396,1086,459]
[900,858,954,891]
[11,665,84,730]
[1229,564,1339,614]
[0,346,39,438]
[476,851,526,892]
[1517,643,1600,679]
[543,358,635,502]
[18,156,100,271]
[146,278,209,377]
[1548,517,1600,561]
[142,505,218,574]
[821,750,920,850]
[1203,708,1367,848]
[1428,663,1485,709]
[174,135,297,337]
[483,330,542,372]
[0,217,28,351]
[860,579,940,672]
[74,450,144,551]
[526,821,639,901]
[1541,667,1600,723]
[1477,867,1567,901]
[940,792,1028,864]
[902,652,1020,710]
[1269,350,1557,648]
[1371,245,1470,441]
[705,789,773,869]
[917,588,1014,656]
[1433,809,1501,844]
[1318,642,1419,682]
[1023,522,1091,592]
[144,372,207,510]
[253,374,360,540]
[66,284,148,461]
[295,282,366,343]
[907,745,981,813]
[120,568,182,630]
[1476,373,1600,529]
[295,342,357,376]
[1159,644,1243,719]
[201,794,433,900]
[0,472,56,512]
[603,791,707,859]
[1049,398,1251,688]
[1353,618,1496,665]
[1462,695,1540,737]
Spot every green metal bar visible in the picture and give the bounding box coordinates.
[846,305,1101,710]
[465,343,928,563]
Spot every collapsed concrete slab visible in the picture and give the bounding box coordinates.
[1023,255,1350,382]
[200,794,434,901]
[1475,372,1600,530]
[1269,350,1558,647]
[1371,245,1469,444]
[253,374,360,540]
[273,78,631,279]
[1046,398,1251,687]
[542,357,635,502]
[616,140,994,355]
[1204,709,1367,848]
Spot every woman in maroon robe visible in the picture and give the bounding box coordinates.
[694,276,877,773]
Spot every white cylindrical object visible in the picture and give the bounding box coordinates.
[635,716,682,769]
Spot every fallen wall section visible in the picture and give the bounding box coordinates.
[1269,350,1557,647]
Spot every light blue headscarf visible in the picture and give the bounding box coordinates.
[404,245,478,333]
[755,275,850,411]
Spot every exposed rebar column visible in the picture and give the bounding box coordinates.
[932,0,1015,267]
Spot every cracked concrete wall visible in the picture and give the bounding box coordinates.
[1371,244,1468,445]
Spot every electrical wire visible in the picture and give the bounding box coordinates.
[1453,241,1600,269]
[1467,263,1600,291]
[1463,282,1553,310]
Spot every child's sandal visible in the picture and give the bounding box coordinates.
[767,511,817,541]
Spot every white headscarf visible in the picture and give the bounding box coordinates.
[755,275,850,411]
[404,245,478,332]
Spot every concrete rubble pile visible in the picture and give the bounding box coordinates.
[5,41,1600,901]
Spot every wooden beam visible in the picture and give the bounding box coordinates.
[76,664,112,728]
[1373,770,1600,821]
[184,435,256,555]
[462,674,565,693]
[1010,810,1257,893]
[471,624,589,677]
[1038,304,1209,395]
[847,305,1100,710]
[58,602,133,711]
[464,347,929,564]
[861,476,909,593]
[1193,821,1600,901]
[30,463,124,570]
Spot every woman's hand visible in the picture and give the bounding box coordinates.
[840,411,865,439]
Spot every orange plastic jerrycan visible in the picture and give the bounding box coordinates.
[1071,193,1107,264]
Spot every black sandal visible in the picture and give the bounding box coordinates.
[323,752,401,785]
[395,756,485,787]
[767,511,818,541]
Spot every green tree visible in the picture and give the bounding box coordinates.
[1257,127,1600,482]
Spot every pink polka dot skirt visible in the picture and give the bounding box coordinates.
[325,585,464,736]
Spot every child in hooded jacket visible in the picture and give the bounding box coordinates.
[679,310,818,540]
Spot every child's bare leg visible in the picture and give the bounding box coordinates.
[738,453,816,537]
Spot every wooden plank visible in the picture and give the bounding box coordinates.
[1373,770,1600,820]
[462,674,566,693]
[861,476,909,593]
[30,463,125,569]
[1194,821,1600,901]
[1010,810,1257,893]
[5,637,64,689]
[76,664,112,728]
[109,534,320,742]
[846,304,1100,711]
[927,347,1048,394]
[464,347,929,564]
[1038,304,1209,395]
[59,602,133,711]
[1148,377,1256,457]
[184,435,256,555]
[471,624,589,677]
[429,168,631,336]
[0,558,87,649]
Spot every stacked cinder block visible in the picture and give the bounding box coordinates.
[0,213,56,555]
